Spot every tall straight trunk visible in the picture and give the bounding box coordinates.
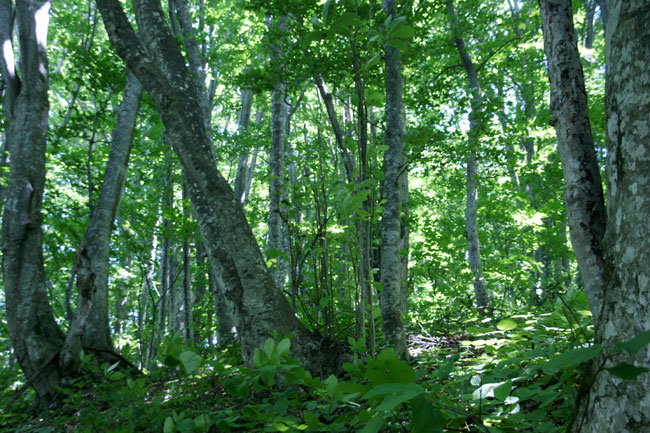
[574,2,650,431]
[0,0,64,405]
[380,0,409,360]
[181,181,193,342]
[539,0,606,323]
[267,16,289,291]
[233,88,254,203]
[65,72,142,366]
[447,0,490,316]
[96,0,341,371]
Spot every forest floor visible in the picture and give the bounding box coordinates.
[1,296,593,433]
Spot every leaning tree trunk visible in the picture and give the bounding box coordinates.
[539,0,606,324]
[66,72,143,365]
[96,0,341,372]
[447,0,490,316]
[0,0,65,406]
[380,0,409,360]
[574,1,650,431]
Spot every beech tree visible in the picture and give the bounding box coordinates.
[540,0,650,430]
[94,0,343,370]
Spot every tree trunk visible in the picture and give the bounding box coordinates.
[447,0,490,316]
[234,88,254,203]
[267,16,289,291]
[96,0,339,372]
[67,72,142,362]
[574,2,650,431]
[380,0,409,360]
[1,0,66,406]
[539,0,606,323]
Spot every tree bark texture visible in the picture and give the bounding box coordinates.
[380,0,409,360]
[574,2,650,431]
[233,88,254,203]
[539,0,606,323]
[1,0,65,404]
[95,0,337,371]
[447,0,490,316]
[67,72,142,363]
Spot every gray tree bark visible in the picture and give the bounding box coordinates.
[447,0,490,316]
[95,0,339,371]
[539,0,606,323]
[573,1,650,431]
[380,0,409,360]
[266,16,289,291]
[233,88,254,203]
[66,72,142,365]
[0,0,64,405]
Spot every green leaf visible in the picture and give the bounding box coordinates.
[360,413,384,433]
[497,318,518,331]
[323,0,335,26]
[179,351,202,375]
[253,348,268,368]
[277,338,291,357]
[242,405,261,420]
[264,338,276,358]
[163,417,176,433]
[259,365,277,385]
[391,25,415,39]
[365,54,381,71]
[387,38,409,51]
[615,330,650,356]
[411,396,443,433]
[494,380,512,401]
[607,362,650,380]
[304,411,321,428]
[434,354,458,379]
[364,383,423,399]
[541,345,602,374]
[194,414,211,430]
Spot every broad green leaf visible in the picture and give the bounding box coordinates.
[615,330,650,356]
[411,396,443,433]
[242,405,261,420]
[607,362,650,380]
[387,38,409,51]
[360,413,384,433]
[364,383,423,399]
[365,54,381,71]
[253,348,268,368]
[259,365,276,385]
[264,338,276,358]
[323,0,335,26]
[497,318,518,331]
[194,414,211,430]
[494,380,512,401]
[163,417,176,433]
[541,345,602,374]
[277,338,291,357]
[391,25,415,39]
[304,411,321,428]
[179,351,202,375]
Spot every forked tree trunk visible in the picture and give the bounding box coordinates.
[574,1,650,431]
[0,1,64,405]
[96,0,342,372]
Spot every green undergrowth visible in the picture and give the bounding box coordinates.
[3,291,649,433]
